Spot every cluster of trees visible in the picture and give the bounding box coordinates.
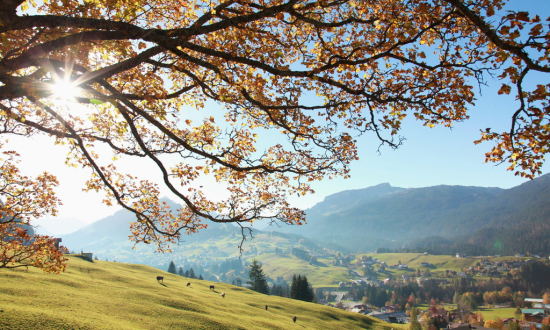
[363,285,390,307]
[291,247,319,265]
[270,281,290,297]
[218,258,313,303]
[290,275,314,302]
[167,260,204,280]
[344,284,390,307]
[519,261,550,294]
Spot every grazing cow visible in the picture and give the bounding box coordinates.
[209,285,215,290]
[157,276,164,283]
[186,282,191,286]
[264,305,268,311]
[292,316,297,323]
[221,292,225,298]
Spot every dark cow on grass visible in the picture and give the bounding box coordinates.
[292,316,297,323]
[209,285,215,290]
[157,276,164,283]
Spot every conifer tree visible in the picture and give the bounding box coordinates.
[410,308,422,330]
[247,259,269,294]
[167,260,177,274]
[290,274,299,299]
[178,267,184,276]
[290,274,314,302]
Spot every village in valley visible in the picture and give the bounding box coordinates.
[145,239,550,330]
[280,253,550,330]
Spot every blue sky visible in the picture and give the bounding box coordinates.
[11,0,550,235]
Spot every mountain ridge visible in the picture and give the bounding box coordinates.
[272,174,550,253]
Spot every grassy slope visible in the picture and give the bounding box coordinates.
[0,256,391,330]
[364,253,479,270]
[253,254,349,286]
[359,253,491,279]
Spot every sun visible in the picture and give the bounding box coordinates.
[49,77,80,101]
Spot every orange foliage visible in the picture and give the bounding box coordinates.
[0,146,67,272]
[1,0,549,251]
[469,312,484,326]
[485,317,505,330]
[0,222,68,273]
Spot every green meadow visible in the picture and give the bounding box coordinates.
[0,255,392,330]
[358,253,525,279]
[253,253,349,286]
[363,253,478,271]
[417,304,516,322]
[474,307,517,321]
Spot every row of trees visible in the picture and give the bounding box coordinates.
[290,275,314,302]
[291,247,319,266]
[167,260,204,280]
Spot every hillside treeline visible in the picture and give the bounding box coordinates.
[387,222,550,256]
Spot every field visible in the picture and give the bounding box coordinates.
[253,253,349,286]
[417,304,517,322]
[475,307,517,321]
[357,253,531,280]
[364,253,478,270]
[0,255,392,330]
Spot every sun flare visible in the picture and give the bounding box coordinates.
[50,78,80,101]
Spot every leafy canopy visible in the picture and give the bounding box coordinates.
[1,0,550,259]
[0,144,67,273]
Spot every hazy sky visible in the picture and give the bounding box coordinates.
[10,0,550,235]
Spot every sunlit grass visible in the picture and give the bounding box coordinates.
[0,255,393,330]
[254,253,350,286]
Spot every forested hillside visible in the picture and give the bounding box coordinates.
[278,174,550,254]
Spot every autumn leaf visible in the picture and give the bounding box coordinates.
[498,84,512,95]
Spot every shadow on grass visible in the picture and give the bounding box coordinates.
[158,282,167,287]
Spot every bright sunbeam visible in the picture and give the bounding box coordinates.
[50,77,80,101]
